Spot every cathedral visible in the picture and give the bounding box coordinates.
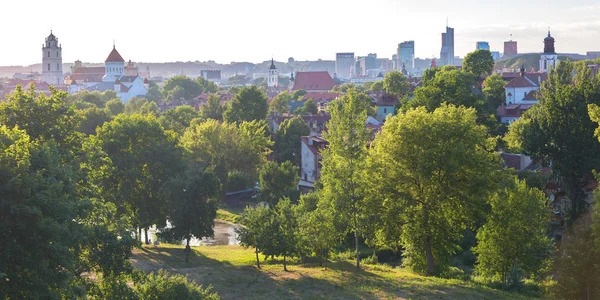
[40,31,148,103]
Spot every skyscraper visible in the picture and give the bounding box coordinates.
[397,41,415,69]
[476,41,490,51]
[335,52,355,79]
[440,26,455,66]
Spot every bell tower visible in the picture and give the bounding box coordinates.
[41,31,64,86]
[267,58,278,88]
[539,30,558,73]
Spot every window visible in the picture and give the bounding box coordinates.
[57,63,59,71]
[384,108,387,113]
[57,52,59,57]
[48,64,50,71]
[47,51,50,57]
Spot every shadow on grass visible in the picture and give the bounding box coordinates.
[132,246,532,300]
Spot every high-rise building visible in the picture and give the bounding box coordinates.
[476,41,490,51]
[398,41,415,69]
[440,26,455,66]
[335,52,355,79]
[355,53,378,76]
[42,31,64,86]
[504,40,518,56]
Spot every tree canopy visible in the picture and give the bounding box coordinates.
[463,50,495,77]
[223,86,268,123]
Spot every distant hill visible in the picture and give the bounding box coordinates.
[495,53,588,71]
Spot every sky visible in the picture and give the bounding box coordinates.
[1,0,599,66]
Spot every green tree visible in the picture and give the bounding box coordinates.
[318,89,371,270]
[271,198,298,271]
[146,81,162,102]
[160,105,199,134]
[223,86,268,123]
[275,117,310,166]
[506,60,600,222]
[258,161,299,206]
[133,270,220,300]
[79,106,111,135]
[93,114,184,243]
[237,203,273,269]
[383,70,410,98]
[105,98,125,117]
[408,67,481,112]
[291,89,306,100]
[369,80,384,92]
[124,97,149,114]
[196,77,219,94]
[474,178,552,286]
[463,49,495,77]
[270,91,292,115]
[482,73,506,114]
[162,169,221,262]
[294,99,318,115]
[368,104,501,275]
[296,193,339,265]
[163,76,202,101]
[139,101,159,116]
[199,94,224,121]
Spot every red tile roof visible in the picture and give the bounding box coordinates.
[505,76,536,88]
[71,67,105,82]
[105,47,125,63]
[496,104,533,118]
[522,90,538,101]
[292,71,336,91]
[301,136,328,155]
[302,92,341,102]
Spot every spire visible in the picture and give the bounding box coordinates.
[269,58,276,70]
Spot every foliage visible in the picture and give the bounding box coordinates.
[223,86,268,123]
[163,76,203,101]
[160,105,200,134]
[482,73,506,114]
[79,106,111,135]
[474,178,552,286]
[383,70,410,98]
[66,90,117,109]
[296,193,339,264]
[258,161,299,206]
[125,97,150,114]
[269,91,292,115]
[318,89,371,269]
[294,99,318,115]
[199,94,224,121]
[275,116,310,166]
[196,77,219,94]
[463,50,495,77]
[408,67,481,112]
[146,81,162,102]
[368,104,501,275]
[134,270,219,300]
[291,89,307,100]
[506,60,600,222]
[236,203,273,269]
[105,98,125,117]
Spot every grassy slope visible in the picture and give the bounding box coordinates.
[131,245,536,300]
[215,208,241,223]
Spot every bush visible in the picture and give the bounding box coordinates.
[362,252,379,265]
[134,270,219,300]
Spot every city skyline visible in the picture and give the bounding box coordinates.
[1,0,599,66]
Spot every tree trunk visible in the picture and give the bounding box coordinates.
[144,228,149,244]
[425,235,436,276]
[185,237,191,262]
[355,231,360,271]
[587,280,590,300]
[138,227,142,242]
[255,248,261,269]
[283,255,287,271]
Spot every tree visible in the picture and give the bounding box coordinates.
[294,99,318,115]
[258,161,299,206]
[271,198,299,271]
[160,105,199,134]
[269,91,292,115]
[124,97,149,114]
[383,70,410,98]
[139,101,159,116]
[133,270,220,300]
[473,178,552,286]
[223,86,268,123]
[162,169,220,262]
[275,117,310,166]
[291,89,306,100]
[368,104,501,275]
[196,77,218,94]
[506,60,600,222]
[318,89,371,270]
[146,81,162,102]
[463,49,494,77]
[237,203,273,269]
[408,67,481,112]
[105,98,125,117]
[369,80,384,92]
[79,106,111,135]
[93,114,184,243]
[199,94,224,121]
[163,76,202,100]
[482,73,506,114]
[296,193,339,265]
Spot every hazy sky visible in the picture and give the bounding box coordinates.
[2,0,599,66]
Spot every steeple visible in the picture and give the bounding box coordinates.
[267,58,278,88]
[269,58,276,70]
[544,30,555,54]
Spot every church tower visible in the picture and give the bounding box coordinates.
[42,31,64,86]
[267,58,278,88]
[539,31,558,73]
[103,45,125,82]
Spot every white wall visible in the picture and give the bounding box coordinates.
[301,141,316,183]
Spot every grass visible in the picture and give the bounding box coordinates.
[131,244,538,300]
[215,206,243,224]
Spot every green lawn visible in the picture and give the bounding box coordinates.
[215,205,244,223]
[131,244,537,300]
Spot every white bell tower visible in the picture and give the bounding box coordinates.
[267,58,278,88]
[539,31,558,73]
[41,31,64,86]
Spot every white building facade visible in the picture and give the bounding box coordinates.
[41,31,64,86]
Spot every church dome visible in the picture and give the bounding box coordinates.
[47,31,56,41]
[544,31,555,42]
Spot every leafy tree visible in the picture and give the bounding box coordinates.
[369,80,384,92]
[134,270,220,300]
[474,178,552,286]
[223,86,268,123]
[294,99,318,115]
[383,70,410,98]
[227,74,250,86]
[124,97,149,115]
[160,105,199,134]
[105,98,125,117]
[79,106,111,135]
[270,91,292,115]
[482,73,506,114]
[258,161,299,206]
[93,114,184,242]
[331,83,360,93]
[275,116,310,166]
[368,104,501,275]
[271,198,299,271]
[66,90,116,109]
[199,94,224,121]
[196,77,218,94]
[506,60,600,222]
[463,49,495,77]
[296,193,339,265]
[163,76,202,100]
[318,89,371,270]
[146,81,162,102]
[237,203,273,269]
[291,89,306,100]
[408,67,481,112]
[162,169,220,262]
[139,101,159,116]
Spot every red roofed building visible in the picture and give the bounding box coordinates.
[497,104,533,123]
[291,71,336,92]
[498,67,548,123]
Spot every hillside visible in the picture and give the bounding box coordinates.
[494,53,587,71]
[131,245,537,300]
